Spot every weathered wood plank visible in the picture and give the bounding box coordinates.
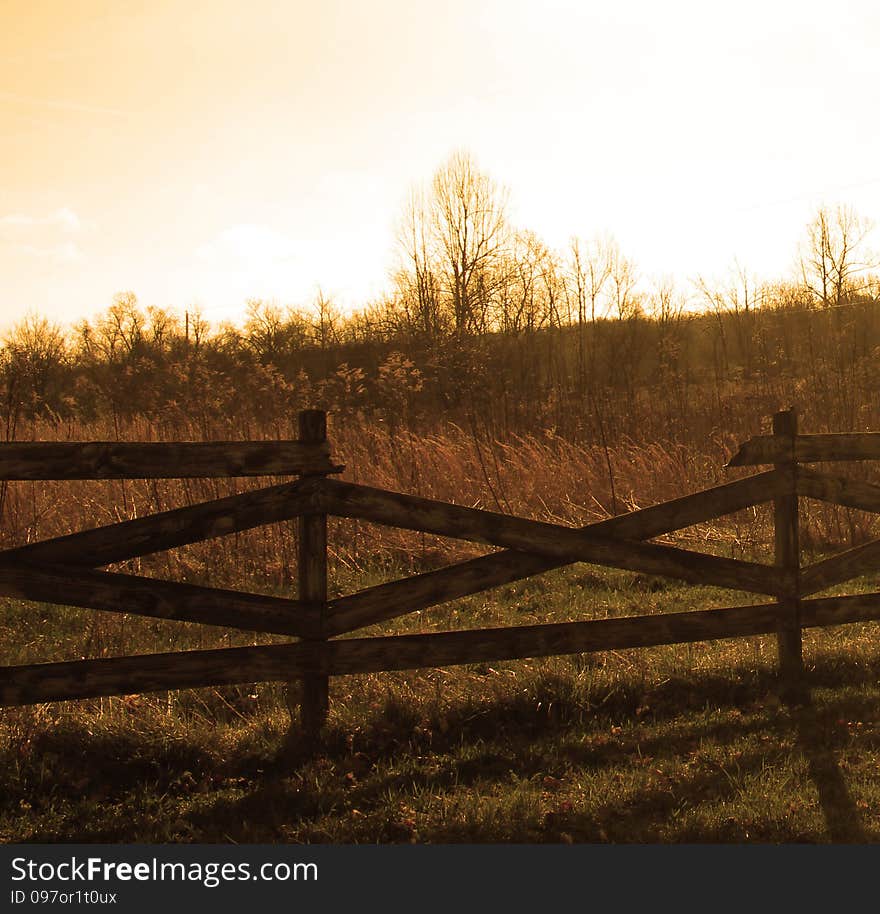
[322,604,784,675]
[0,643,316,706]
[10,593,880,706]
[0,563,319,637]
[580,469,781,540]
[6,590,880,706]
[0,602,785,706]
[772,409,805,705]
[800,537,880,596]
[322,479,782,600]
[801,592,880,628]
[795,434,880,463]
[729,433,880,467]
[797,468,880,514]
[0,476,324,568]
[327,471,782,635]
[295,409,330,739]
[324,474,780,549]
[727,435,788,467]
[0,440,343,479]
[327,556,541,636]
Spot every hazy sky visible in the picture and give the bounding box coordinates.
[2,0,879,331]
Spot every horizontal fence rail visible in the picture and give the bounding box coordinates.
[0,440,343,479]
[5,591,880,707]
[728,432,880,466]
[3,408,880,735]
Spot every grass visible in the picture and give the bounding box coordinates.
[3,566,880,844]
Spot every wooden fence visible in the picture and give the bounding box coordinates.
[3,407,880,738]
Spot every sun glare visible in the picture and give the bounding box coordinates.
[0,0,878,330]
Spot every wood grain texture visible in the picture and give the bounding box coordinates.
[0,602,784,706]
[577,469,781,539]
[800,592,880,627]
[0,563,319,637]
[800,537,880,596]
[295,409,330,738]
[0,440,343,479]
[797,468,880,514]
[6,591,879,706]
[728,433,880,467]
[322,479,782,610]
[326,471,783,635]
[0,476,324,568]
[772,409,805,705]
[727,435,789,467]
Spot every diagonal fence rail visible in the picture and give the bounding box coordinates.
[3,408,880,738]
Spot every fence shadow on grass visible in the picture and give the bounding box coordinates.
[6,409,880,841]
[793,704,869,843]
[8,655,878,843]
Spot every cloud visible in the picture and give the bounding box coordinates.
[0,208,84,234]
[0,209,88,266]
[53,207,83,232]
[196,224,297,267]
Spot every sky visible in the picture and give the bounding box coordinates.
[2,0,880,332]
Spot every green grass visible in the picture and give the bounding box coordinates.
[3,565,880,843]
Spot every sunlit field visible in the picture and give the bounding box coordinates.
[3,152,880,844]
[4,565,880,843]
[3,408,880,842]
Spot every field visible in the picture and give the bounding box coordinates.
[5,13,880,857]
[4,562,880,844]
[4,298,880,844]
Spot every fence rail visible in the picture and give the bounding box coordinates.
[728,432,880,466]
[2,407,880,738]
[0,440,342,479]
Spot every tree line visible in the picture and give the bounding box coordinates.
[2,152,879,451]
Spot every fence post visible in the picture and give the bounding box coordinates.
[773,408,807,705]
[288,409,330,743]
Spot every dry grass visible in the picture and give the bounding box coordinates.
[0,414,772,583]
[4,570,880,843]
[3,412,880,842]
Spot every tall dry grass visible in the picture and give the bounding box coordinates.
[0,411,876,598]
[0,414,754,579]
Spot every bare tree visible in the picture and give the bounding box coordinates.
[495,229,555,334]
[186,307,209,350]
[310,289,341,351]
[394,187,445,340]
[244,299,288,363]
[649,275,686,326]
[696,260,765,378]
[800,204,874,307]
[568,235,614,322]
[608,243,640,320]
[567,235,613,389]
[429,150,510,336]
[0,313,69,431]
